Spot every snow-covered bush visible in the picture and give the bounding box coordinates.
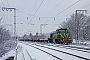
[0,27,16,57]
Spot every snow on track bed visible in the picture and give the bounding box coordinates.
[29,44,90,60]
[46,44,90,53]
[20,42,89,60]
[19,42,90,60]
[18,43,58,60]
[24,42,90,53]
[47,43,90,50]
[30,45,62,60]
[22,49,32,60]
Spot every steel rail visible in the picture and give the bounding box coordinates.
[32,44,90,60]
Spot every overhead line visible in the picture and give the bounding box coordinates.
[17,9,56,19]
[55,0,81,17]
[27,0,64,31]
[18,0,84,35]
[23,0,37,25]
[26,0,81,32]
[57,3,90,19]
[35,0,64,24]
[21,0,44,32]
[6,0,10,7]
[82,3,90,8]
[1,0,5,7]
[37,0,81,32]
[0,17,3,21]
[44,1,90,33]
[29,0,44,23]
[30,0,37,16]
[44,0,64,17]
[44,0,81,23]
[17,9,39,17]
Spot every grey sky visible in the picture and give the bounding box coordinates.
[0,0,90,36]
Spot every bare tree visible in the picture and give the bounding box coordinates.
[0,26,16,57]
[61,13,90,40]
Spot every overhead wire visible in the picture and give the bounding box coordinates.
[34,0,64,25]
[22,0,45,31]
[44,1,90,33]
[44,0,81,23]
[17,9,39,18]
[0,0,5,24]
[54,0,81,17]
[62,3,90,19]
[44,0,64,17]
[0,0,10,24]
[5,0,10,7]
[82,3,90,8]
[33,0,81,33]
[18,0,44,34]
[1,0,5,7]
[36,0,80,32]
[0,17,3,21]
[1,0,14,34]
[17,0,90,35]
[30,0,37,16]
[31,0,65,31]
[23,0,37,25]
[25,0,81,33]
[28,0,44,23]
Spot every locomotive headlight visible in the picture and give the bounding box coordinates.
[63,37,64,38]
[69,37,70,38]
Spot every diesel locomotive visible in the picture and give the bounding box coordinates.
[48,28,72,44]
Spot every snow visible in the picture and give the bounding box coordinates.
[18,43,58,60]
[72,39,90,45]
[34,43,90,59]
[30,44,86,60]
[1,42,57,60]
[0,41,90,60]
[0,49,16,60]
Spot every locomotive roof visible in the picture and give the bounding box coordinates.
[50,28,68,34]
[56,28,68,31]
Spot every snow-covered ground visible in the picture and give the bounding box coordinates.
[0,49,16,60]
[0,42,58,60]
[72,39,90,45]
[33,43,90,59]
[0,41,90,60]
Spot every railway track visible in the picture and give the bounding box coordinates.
[28,41,90,51]
[19,42,58,60]
[28,42,90,53]
[30,45,63,60]
[29,44,90,60]
[22,52,25,60]
[45,44,90,53]
[22,43,89,60]
[20,42,90,60]
[22,49,33,60]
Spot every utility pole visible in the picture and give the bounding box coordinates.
[2,7,17,60]
[40,24,47,38]
[75,10,87,41]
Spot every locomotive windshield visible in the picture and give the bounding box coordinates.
[56,28,69,33]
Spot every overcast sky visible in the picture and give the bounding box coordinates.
[0,0,90,36]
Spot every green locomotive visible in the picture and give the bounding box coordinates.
[48,28,72,44]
